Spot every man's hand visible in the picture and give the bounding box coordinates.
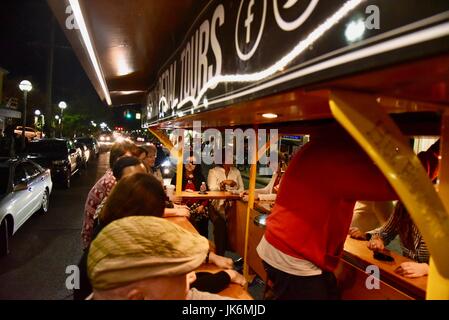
[164,207,190,218]
[224,180,237,188]
[224,270,247,287]
[395,262,429,278]
[209,252,233,269]
[367,235,385,252]
[349,227,367,240]
[196,205,205,214]
[172,196,183,205]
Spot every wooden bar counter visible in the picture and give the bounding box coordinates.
[337,237,427,300]
[165,216,253,300]
[228,200,428,300]
[180,191,242,200]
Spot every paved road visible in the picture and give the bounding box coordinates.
[0,152,109,300]
[0,152,266,300]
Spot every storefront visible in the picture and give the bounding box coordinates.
[0,67,21,133]
[49,0,449,299]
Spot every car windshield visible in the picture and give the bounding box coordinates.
[0,167,9,195]
[27,141,67,154]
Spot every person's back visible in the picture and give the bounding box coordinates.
[351,201,394,232]
[264,134,397,272]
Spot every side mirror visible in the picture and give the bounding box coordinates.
[13,182,28,192]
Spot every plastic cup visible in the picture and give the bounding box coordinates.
[166,185,175,201]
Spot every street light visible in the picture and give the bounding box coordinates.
[19,80,33,149]
[58,101,67,137]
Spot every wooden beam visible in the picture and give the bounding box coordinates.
[148,128,173,149]
[427,110,449,299]
[329,90,449,298]
[243,127,258,287]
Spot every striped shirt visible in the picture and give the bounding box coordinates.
[366,148,439,264]
[368,203,429,263]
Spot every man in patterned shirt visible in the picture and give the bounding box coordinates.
[81,142,134,250]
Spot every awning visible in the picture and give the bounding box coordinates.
[47,0,207,107]
[0,108,21,119]
[48,0,449,128]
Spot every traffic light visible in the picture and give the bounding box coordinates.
[124,110,133,119]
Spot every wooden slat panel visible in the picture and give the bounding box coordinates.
[335,260,414,300]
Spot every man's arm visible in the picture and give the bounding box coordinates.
[207,169,220,191]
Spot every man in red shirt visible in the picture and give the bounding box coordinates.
[257,128,397,299]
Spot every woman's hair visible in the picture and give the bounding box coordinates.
[143,144,157,155]
[184,157,206,190]
[109,143,127,168]
[99,173,166,226]
[112,156,143,180]
[134,146,148,158]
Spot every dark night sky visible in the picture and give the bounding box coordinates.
[0,0,139,129]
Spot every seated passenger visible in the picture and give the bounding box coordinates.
[171,155,210,238]
[92,156,152,222]
[81,141,135,250]
[87,216,236,300]
[74,173,243,300]
[207,148,244,256]
[357,140,440,278]
[142,144,163,184]
[242,157,289,201]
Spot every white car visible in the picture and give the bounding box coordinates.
[0,158,53,256]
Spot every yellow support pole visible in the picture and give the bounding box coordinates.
[243,129,258,287]
[176,136,184,197]
[149,128,183,194]
[427,110,449,299]
[329,91,449,298]
[148,128,174,149]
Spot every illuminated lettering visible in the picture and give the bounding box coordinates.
[209,4,225,89]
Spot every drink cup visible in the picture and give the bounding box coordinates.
[166,185,175,201]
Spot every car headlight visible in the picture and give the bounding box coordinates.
[163,168,170,175]
[100,136,105,141]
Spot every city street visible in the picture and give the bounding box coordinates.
[0,152,109,300]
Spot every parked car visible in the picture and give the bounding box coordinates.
[0,158,53,256]
[74,141,90,168]
[98,133,114,151]
[25,139,82,189]
[75,137,99,158]
[14,126,41,141]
